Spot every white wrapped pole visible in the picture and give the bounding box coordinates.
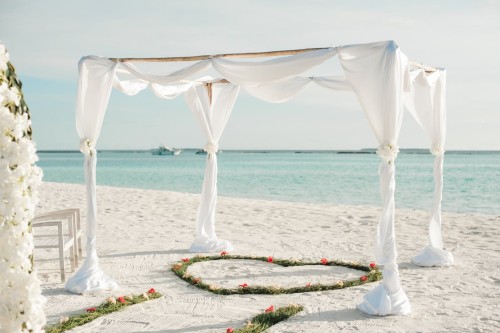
[339,41,411,315]
[185,82,240,252]
[66,56,118,293]
[357,157,411,316]
[411,151,454,266]
[405,70,453,266]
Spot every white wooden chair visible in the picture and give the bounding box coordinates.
[32,209,82,282]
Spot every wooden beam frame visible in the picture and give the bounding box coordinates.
[109,46,437,73]
[109,47,328,63]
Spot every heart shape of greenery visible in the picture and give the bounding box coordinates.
[171,254,382,295]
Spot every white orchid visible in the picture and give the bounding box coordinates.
[0,82,21,107]
[0,41,46,332]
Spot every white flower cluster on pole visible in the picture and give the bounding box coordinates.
[0,42,46,332]
[376,143,400,164]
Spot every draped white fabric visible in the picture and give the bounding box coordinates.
[211,48,337,85]
[66,56,118,294]
[151,82,194,99]
[113,78,149,96]
[404,70,454,267]
[118,60,211,84]
[243,76,351,103]
[339,41,411,316]
[184,83,240,252]
[339,41,407,144]
[71,42,446,307]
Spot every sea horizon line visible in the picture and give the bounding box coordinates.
[37,148,500,154]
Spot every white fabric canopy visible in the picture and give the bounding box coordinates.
[404,69,454,267]
[71,41,449,316]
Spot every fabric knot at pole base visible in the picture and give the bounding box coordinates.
[411,245,454,267]
[65,243,118,294]
[357,282,411,316]
[189,237,233,253]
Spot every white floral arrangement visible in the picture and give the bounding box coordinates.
[204,142,219,154]
[79,138,95,156]
[376,143,400,164]
[430,143,445,156]
[0,42,46,332]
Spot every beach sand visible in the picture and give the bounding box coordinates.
[35,182,500,332]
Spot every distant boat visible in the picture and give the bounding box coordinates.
[152,145,182,156]
[195,149,222,155]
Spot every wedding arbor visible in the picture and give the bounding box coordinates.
[68,40,453,316]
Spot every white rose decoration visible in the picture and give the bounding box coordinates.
[204,142,219,154]
[376,143,400,164]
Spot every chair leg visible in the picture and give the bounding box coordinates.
[57,224,66,283]
[72,214,79,265]
[78,236,83,258]
[76,211,83,258]
[68,216,76,271]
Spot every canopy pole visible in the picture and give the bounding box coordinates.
[205,82,213,104]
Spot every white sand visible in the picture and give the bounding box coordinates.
[35,182,500,332]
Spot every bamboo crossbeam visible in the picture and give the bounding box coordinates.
[109,47,328,63]
[109,47,437,72]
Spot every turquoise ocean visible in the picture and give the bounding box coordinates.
[37,150,500,215]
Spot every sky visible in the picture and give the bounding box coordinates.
[1,0,499,151]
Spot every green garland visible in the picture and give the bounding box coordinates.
[226,304,304,333]
[172,254,382,295]
[44,289,162,333]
